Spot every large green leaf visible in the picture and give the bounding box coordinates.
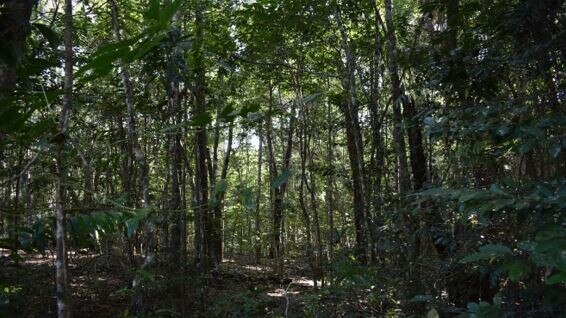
[460,244,514,263]
[270,169,293,190]
[32,23,60,49]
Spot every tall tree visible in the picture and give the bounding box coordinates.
[54,0,74,316]
[334,4,368,262]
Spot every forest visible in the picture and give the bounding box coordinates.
[0,0,565,317]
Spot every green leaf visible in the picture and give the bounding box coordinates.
[518,241,537,252]
[298,92,323,105]
[409,294,433,303]
[190,112,213,127]
[460,244,513,263]
[479,244,513,255]
[129,32,167,61]
[159,0,183,26]
[501,260,531,282]
[212,179,228,198]
[270,169,293,190]
[547,272,566,285]
[32,23,60,48]
[144,0,160,21]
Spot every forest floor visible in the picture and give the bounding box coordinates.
[0,251,328,317]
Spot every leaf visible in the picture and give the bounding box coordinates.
[298,92,323,105]
[126,218,140,238]
[240,102,261,118]
[517,241,537,252]
[212,179,228,198]
[409,294,433,303]
[159,0,183,26]
[549,143,561,158]
[270,169,293,190]
[144,0,160,21]
[129,32,167,61]
[501,260,531,282]
[125,208,150,238]
[479,244,513,255]
[33,23,60,48]
[239,187,254,210]
[519,139,535,154]
[427,308,439,318]
[190,112,213,127]
[460,244,513,263]
[547,272,566,285]
[219,104,238,122]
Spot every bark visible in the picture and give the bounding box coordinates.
[274,87,296,262]
[305,120,324,287]
[298,107,315,289]
[254,126,263,261]
[325,82,335,263]
[266,84,277,259]
[210,125,233,264]
[403,97,427,191]
[193,0,210,271]
[0,0,33,98]
[384,0,411,197]
[109,0,150,207]
[54,0,73,316]
[367,0,386,261]
[334,7,368,262]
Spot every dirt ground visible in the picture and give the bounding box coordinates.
[0,252,319,317]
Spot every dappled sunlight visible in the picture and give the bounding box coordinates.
[266,288,300,298]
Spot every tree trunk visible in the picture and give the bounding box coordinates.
[211,125,233,264]
[325,82,335,264]
[193,0,210,271]
[54,0,73,316]
[0,0,33,98]
[254,126,263,262]
[334,7,368,263]
[384,0,411,197]
[298,107,315,289]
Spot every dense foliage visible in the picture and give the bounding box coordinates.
[0,0,564,317]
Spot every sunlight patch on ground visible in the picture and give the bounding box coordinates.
[266,288,300,298]
[292,277,317,287]
[242,264,272,272]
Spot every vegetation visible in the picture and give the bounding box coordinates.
[0,0,564,317]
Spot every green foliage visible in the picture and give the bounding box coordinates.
[0,281,24,317]
[270,169,294,190]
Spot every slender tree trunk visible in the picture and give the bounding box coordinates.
[403,97,427,191]
[108,1,156,310]
[325,82,335,264]
[266,84,278,259]
[193,0,210,271]
[109,0,150,207]
[211,125,233,263]
[306,125,324,287]
[54,1,73,316]
[298,111,315,289]
[254,126,263,262]
[334,7,368,262]
[367,0,385,261]
[384,0,411,197]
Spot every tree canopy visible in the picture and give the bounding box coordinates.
[0,0,564,317]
